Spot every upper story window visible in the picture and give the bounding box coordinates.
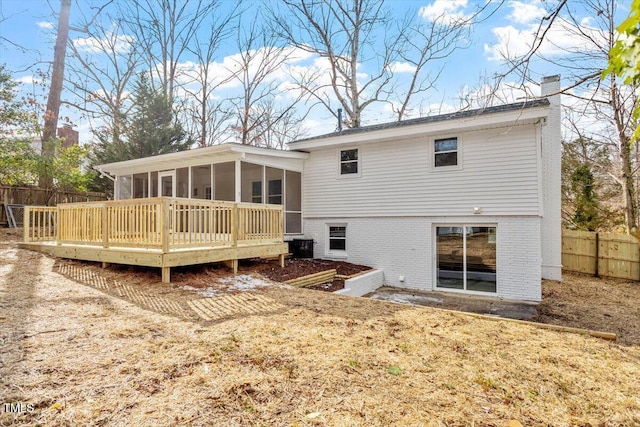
[434,137,458,168]
[340,149,359,175]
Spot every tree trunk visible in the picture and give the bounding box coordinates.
[621,139,637,232]
[40,0,71,187]
[611,76,638,232]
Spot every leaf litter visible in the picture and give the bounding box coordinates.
[1,228,639,426]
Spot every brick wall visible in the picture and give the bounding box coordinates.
[303,215,542,302]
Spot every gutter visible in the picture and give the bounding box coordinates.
[94,166,116,182]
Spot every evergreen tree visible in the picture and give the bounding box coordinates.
[562,137,620,231]
[571,164,600,231]
[125,73,193,159]
[88,73,193,193]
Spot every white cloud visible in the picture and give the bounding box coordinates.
[388,62,417,73]
[507,0,546,25]
[419,0,470,24]
[13,75,37,85]
[484,17,607,61]
[72,32,134,54]
[36,21,54,30]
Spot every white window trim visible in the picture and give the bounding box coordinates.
[430,135,463,171]
[284,171,304,235]
[337,147,361,178]
[432,223,498,295]
[326,223,348,258]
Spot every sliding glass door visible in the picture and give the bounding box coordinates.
[436,226,496,293]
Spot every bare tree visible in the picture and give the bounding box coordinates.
[182,7,238,147]
[487,0,639,232]
[269,0,498,127]
[123,0,219,104]
[66,16,139,148]
[269,0,398,128]
[229,15,306,146]
[238,99,309,149]
[390,4,502,120]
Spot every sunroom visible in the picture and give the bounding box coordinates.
[96,143,307,236]
[20,144,308,283]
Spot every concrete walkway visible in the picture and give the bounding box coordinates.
[368,287,539,320]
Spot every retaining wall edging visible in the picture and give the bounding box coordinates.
[334,269,384,297]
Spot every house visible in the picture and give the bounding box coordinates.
[38,75,560,301]
[287,75,561,302]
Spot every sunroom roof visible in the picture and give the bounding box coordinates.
[96,142,308,176]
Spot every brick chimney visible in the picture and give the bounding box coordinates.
[57,123,79,148]
[540,75,562,281]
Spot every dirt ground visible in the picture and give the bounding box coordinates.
[535,273,640,346]
[1,227,640,426]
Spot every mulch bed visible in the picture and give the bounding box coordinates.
[241,257,371,283]
[307,279,347,292]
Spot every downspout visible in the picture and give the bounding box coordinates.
[535,118,545,219]
[94,166,116,200]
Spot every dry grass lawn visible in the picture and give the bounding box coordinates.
[1,228,639,426]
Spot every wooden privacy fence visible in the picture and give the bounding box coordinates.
[24,197,284,250]
[1,185,106,227]
[562,229,640,280]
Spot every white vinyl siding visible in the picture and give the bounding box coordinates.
[303,125,540,217]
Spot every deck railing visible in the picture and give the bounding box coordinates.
[23,206,58,242]
[24,197,284,251]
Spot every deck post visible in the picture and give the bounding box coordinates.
[161,198,170,253]
[279,253,285,268]
[55,206,60,246]
[23,207,31,242]
[231,203,238,247]
[161,266,170,283]
[101,203,109,248]
[224,259,238,274]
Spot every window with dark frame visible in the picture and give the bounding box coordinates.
[340,149,358,175]
[434,137,458,167]
[251,181,262,203]
[268,179,282,204]
[329,226,346,251]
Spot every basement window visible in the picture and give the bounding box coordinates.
[327,224,347,257]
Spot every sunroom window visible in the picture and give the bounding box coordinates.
[117,175,132,200]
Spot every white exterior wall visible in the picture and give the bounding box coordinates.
[300,121,547,301]
[540,76,563,280]
[303,125,541,218]
[304,216,542,302]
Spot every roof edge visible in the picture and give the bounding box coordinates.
[289,99,550,148]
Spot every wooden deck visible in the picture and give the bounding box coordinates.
[20,197,288,283]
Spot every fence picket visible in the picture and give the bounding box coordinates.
[562,229,640,280]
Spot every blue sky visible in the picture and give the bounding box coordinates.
[0,0,632,144]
